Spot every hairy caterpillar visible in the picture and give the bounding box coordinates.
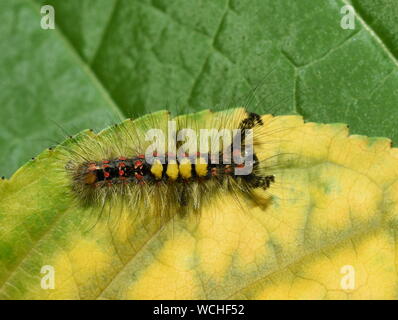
[61,108,290,222]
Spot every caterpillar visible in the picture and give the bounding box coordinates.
[62,108,289,222]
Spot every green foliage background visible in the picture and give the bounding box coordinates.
[1,0,397,177]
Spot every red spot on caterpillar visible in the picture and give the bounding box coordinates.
[119,162,126,167]
[103,160,110,164]
[135,173,143,180]
[134,160,143,168]
[119,170,124,176]
[104,171,110,178]
[103,164,110,168]
[138,154,145,159]
[119,157,127,161]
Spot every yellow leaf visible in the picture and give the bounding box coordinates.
[0,110,397,300]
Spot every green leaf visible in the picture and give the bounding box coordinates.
[0,0,122,177]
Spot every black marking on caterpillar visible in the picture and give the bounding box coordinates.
[239,112,264,129]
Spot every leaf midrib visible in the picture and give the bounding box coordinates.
[344,0,398,68]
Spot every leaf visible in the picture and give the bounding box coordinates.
[0,0,122,178]
[1,0,398,178]
[1,0,398,300]
[1,109,398,300]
